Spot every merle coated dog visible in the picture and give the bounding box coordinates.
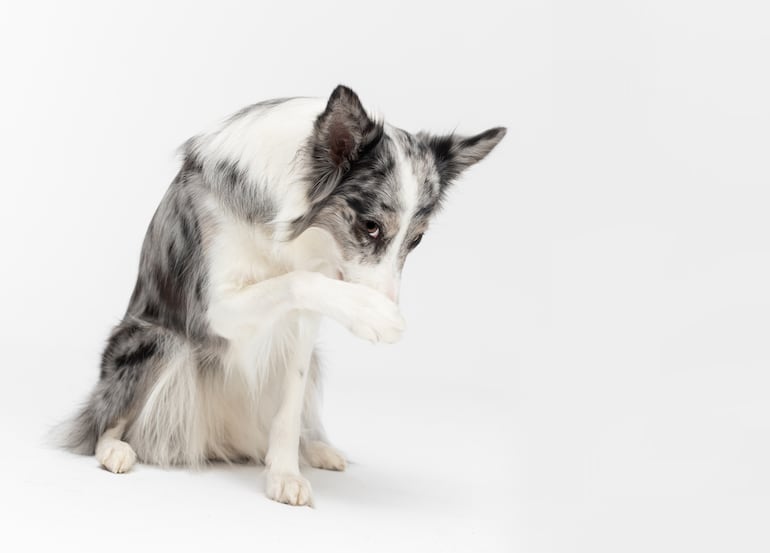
[62,85,505,505]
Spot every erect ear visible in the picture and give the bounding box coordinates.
[420,126,507,185]
[308,85,383,202]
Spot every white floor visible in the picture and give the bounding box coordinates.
[1,338,518,553]
[2,312,768,553]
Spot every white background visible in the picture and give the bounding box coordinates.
[1,1,768,552]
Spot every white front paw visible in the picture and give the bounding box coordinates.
[294,272,406,343]
[266,472,313,506]
[339,284,406,343]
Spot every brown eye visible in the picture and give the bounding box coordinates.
[363,220,380,239]
[410,234,423,249]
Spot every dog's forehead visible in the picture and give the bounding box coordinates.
[381,127,441,215]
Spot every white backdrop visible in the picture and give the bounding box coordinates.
[1,1,768,552]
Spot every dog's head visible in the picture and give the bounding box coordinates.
[296,85,506,302]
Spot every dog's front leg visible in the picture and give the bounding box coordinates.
[264,314,319,506]
[207,271,404,505]
[208,270,405,343]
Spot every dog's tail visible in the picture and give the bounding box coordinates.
[48,399,100,455]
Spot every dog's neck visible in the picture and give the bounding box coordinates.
[187,97,328,234]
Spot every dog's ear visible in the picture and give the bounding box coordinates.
[308,85,383,202]
[421,127,506,186]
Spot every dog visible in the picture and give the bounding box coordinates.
[62,85,505,505]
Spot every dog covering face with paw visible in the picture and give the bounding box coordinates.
[63,85,505,506]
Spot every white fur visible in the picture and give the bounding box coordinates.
[126,343,209,466]
[190,98,327,230]
[200,204,403,504]
[265,471,313,507]
[263,315,319,506]
[205,203,405,350]
[301,440,347,471]
[95,419,136,473]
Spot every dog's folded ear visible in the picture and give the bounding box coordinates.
[420,127,507,186]
[308,85,383,202]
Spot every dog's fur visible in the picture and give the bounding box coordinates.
[62,86,505,505]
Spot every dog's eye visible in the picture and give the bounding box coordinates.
[363,220,380,239]
[410,234,423,249]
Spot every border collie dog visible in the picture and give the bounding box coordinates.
[63,85,505,505]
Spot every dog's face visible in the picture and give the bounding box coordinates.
[296,85,505,302]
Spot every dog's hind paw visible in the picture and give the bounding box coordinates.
[303,441,347,471]
[96,440,137,474]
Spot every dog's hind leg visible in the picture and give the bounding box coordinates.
[300,351,347,472]
[64,319,166,470]
[95,418,137,473]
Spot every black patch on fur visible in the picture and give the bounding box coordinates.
[101,323,143,377]
[114,341,158,368]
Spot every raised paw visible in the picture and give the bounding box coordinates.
[338,284,406,344]
[266,472,313,506]
[303,441,347,471]
[96,440,137,474]
[296,272,406,343]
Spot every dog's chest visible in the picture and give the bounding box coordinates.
[206,215,286,289]
[203,210,331,381]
